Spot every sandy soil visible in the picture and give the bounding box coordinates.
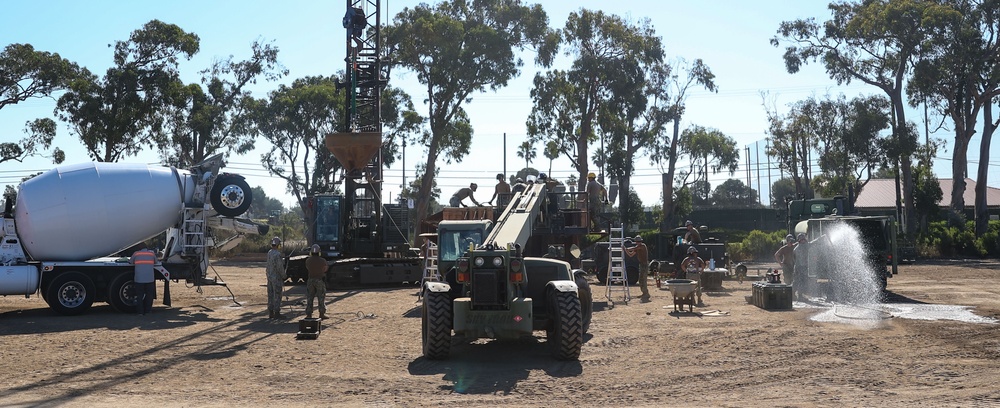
[2,259,999,407]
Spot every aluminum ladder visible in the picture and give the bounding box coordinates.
[418,242,440,300]
[182,206,206,257]
[605,226,630,306]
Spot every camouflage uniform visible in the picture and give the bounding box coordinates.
[266,247,286,318]
[304,253,328,318]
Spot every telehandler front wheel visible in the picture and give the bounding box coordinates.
[422,290,452,360]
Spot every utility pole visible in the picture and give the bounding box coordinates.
[756,141,761,206]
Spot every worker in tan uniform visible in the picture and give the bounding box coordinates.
[626,235,650,302]
[304,244,329,319]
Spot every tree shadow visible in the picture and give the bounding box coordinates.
[0,307,285,406]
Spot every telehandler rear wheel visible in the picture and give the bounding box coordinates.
[547,290,584,360]
[422,290,452,360]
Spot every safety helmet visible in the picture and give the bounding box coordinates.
[271,237,282,246]
[685,220,694,227]
[516,177,524,183]
[538,173,547,180]
[634,235,643,242]
[687,246,698,254]
[785,234,795,243]
[311,244,321,253]
[587,172,596,179]
[797,233,807,241]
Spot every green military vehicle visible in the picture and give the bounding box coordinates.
[799,215,899,293]
[422,183,593,361]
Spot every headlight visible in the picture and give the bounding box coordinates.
[492,257,503,267]
[474,257,485,267]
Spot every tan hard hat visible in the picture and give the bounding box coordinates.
[587,172,596,179]
[271,237,282,246]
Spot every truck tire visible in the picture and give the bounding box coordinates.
[574,271,593,334]
[422,290,452,360]
[547,290,584,360]
[45,272,96,316]
[210,175,252,217]
[108,272,137,313]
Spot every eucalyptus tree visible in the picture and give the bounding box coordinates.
[773,0,956,235]
[1,43,85,164]
[768,94,891,203]
[909,0,1000,235]
[385,0,556,232]
[161,39,287,168]
[55,20,200,163]
[527,9,663,194]
[248,75,418,238]
[675,125,740,205]
[645,58,716,230]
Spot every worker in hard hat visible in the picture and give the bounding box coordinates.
[511,177,527,194]
[585,172,607,231]
[488,173,511,208]
[625,235,651,302]
[304,244,329,319]
[449,183,481,207]
[266,237,287,319]
[774,234,796,286]
[680,246,706,305]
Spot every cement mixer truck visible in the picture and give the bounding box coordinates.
[0,154,265,315]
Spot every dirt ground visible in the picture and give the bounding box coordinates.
[2,259,1000,407]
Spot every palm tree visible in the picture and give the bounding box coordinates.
[517,140,536,171]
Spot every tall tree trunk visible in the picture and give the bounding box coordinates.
[661,118,681,232]
[975,104,997,236]
[413,108,443,242]
[951,135,970,216]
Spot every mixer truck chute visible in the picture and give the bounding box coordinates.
[0,154,265,315]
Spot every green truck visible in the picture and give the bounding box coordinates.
[422,183,593,361]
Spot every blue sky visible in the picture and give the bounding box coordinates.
[2,0,995,212]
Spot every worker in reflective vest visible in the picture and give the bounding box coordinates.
[130,245,157,315]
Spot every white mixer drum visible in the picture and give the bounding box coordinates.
[14,161,194,261]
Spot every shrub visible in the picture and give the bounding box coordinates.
[740,230,785,262]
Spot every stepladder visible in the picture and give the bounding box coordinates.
[605,226,630,308]
[418,241,440,300]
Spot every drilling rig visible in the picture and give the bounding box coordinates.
[286,0,421,286]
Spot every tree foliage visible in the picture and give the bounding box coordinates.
[527,9,663,194]
[767,94,891,203]
[0,44,83,164]
[712,178,759,207]
[645,58,717,230]
[56,20,200,162]
[773,0,957,236]
[908,0,1000,236]
[162,39,287,168]
[386,0,555,231]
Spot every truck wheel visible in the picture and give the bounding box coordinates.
[422,290,452,360]
[108,273,137,313]
[574,271,593,334]
[210,175,252,217]
[45,272,96,316]
[547,290,584,360]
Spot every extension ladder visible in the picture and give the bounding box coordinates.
[605,226,630,306]
[418,241,440,300]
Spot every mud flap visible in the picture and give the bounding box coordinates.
[163,280,171,306]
